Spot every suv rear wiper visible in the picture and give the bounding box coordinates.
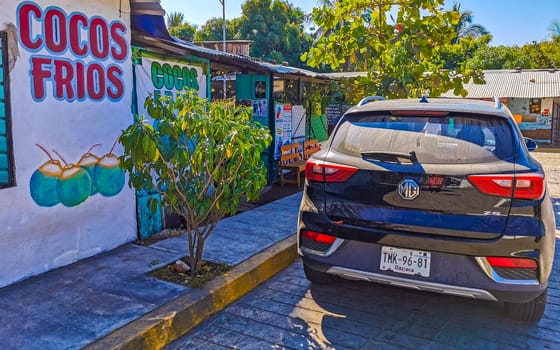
[360,151,417,164]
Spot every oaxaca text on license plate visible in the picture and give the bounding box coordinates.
[380,246,431,277]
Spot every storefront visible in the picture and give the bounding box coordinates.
[268,77,332,181]
[507,97,559,142]
[0,0,137,288]
[132,17,334,186]
[443,69,560,144]
[0,0,340,276]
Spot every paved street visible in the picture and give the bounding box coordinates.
[167,151,560,350]
[167,255,560,350]
[533,151,560,198]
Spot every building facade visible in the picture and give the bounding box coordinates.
[443,69,560,143]
[0,0,137,288]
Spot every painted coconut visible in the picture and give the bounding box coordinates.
[30,159,63,207]
[57,164,93,207]
[94,152,125,197]
[77,144,101,195]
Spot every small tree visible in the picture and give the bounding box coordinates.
[119,90,271,273]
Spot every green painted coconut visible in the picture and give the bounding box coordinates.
[57,165,92,207]
[94,153,125,197]
[30,160,63,207]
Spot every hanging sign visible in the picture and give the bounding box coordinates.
[135,56,206,106]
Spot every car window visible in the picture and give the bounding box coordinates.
[331,113,515,164]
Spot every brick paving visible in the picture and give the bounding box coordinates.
[167,250,560,349]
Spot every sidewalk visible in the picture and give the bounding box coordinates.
[0,192,303,350]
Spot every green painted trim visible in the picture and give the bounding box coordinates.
[267,72,275,184]
[133,48,209,67]
[0,31,14,188]
[131,60,138,119]
[206,63,211,101]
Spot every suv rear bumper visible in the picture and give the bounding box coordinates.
[299,208,556,283]
[302,256,548,303]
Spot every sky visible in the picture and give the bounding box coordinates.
[160,0,560,46]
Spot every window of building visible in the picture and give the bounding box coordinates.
[0,32,15,188]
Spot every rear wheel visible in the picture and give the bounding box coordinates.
[303,262,334,284]
[505,288,547,322]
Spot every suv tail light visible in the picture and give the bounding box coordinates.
[467,173,544,200]
[300,230,337,254]
[486,257,537,269]
[301,230,337,244]
[485,256,538,280]
[305,160,358,183]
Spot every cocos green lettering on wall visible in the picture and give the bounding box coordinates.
[150,62,199,91]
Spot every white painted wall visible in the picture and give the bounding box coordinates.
[0,0,136,288]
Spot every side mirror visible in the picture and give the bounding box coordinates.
[525,137,538,151]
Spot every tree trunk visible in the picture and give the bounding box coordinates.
[187,228,206,273]
[193,236,205,272]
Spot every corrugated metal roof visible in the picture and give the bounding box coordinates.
[322,72,369,79]
[443,69,560,98]
[324,70,560,98]
[256,60,324,78]
[133,34,328,81]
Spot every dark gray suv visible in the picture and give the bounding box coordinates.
[298,97,556,322]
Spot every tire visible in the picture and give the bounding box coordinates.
[505,288,547,322]
[303,263,334,284]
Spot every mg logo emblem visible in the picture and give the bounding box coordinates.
[398,179,420,200]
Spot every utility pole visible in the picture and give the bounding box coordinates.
[218,0,226,99]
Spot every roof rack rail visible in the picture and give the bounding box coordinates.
[494,97,502,109]
[357,96,386,107]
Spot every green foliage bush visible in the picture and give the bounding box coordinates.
[120,90,271,272]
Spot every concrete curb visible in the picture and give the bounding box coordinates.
[85,235,298,350]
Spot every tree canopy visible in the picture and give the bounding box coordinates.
[466,38,560,70]
[193,17,240,42]
[452,2,489,42]
[163,2,558,102]
[302,0,485,100]
[549,20,560,39]
[237,0,312,67]
[165,1,313,68]
[166,11,197,42]
[166,11,185,28]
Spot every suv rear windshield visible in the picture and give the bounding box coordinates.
[331,113,515,164]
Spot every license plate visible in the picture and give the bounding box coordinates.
[380,246,431,277]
